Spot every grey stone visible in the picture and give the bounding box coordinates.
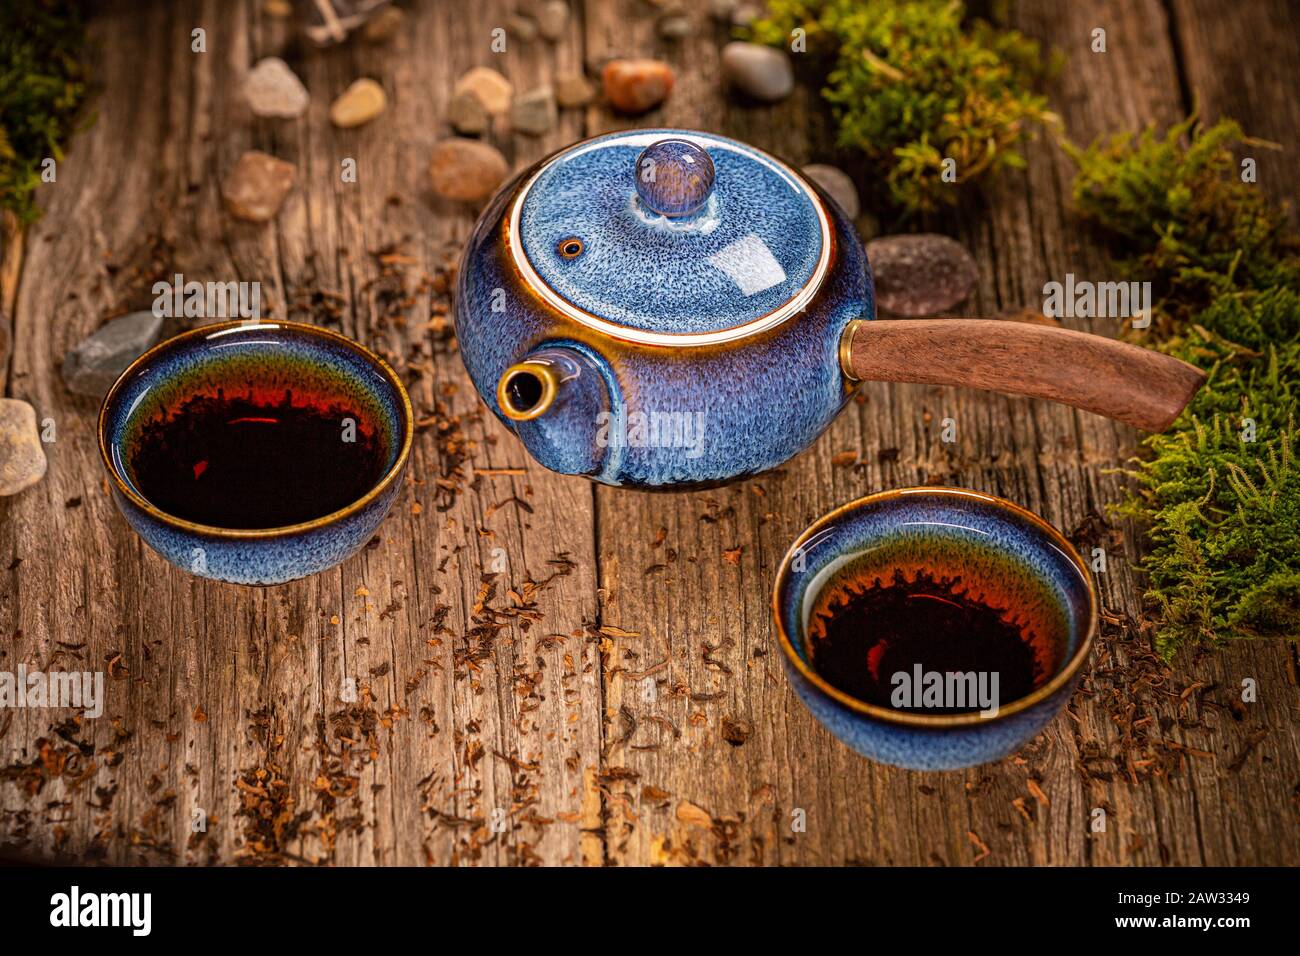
[721,42,794,103]
[803,163,860,219]
[243,57,309,119]
[0,399,47,496]
[449,89,489,135]
[62,311,165,398]
[865,233,979,317]
[510,86,557,136]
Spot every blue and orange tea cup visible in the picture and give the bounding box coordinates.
[772,487,1097,770]
[98,321,413,586]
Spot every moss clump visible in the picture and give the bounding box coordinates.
[1068,117,1299,329]
[0,0,91,224]
[1070,118,1300,656]
[749,0,1054,216]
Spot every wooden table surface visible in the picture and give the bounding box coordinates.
[1,0,1297,866]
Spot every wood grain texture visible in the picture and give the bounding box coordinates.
[0,0,1296,866]
[845,319,1206,432]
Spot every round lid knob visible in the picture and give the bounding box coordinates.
[635,139,715,217]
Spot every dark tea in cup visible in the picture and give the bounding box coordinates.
[98,321,412,585]
[129,391,387,529]
[805,567,1060,715]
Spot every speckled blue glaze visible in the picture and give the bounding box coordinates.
[108,480,401,587]
[456,129,871,488]
[773,488,1096,771]
[635,139,716,217]
[518,131,824,334]
[98,321,413,586]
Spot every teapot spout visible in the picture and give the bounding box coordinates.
[497,346,613,476]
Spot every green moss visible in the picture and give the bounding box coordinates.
[1066,117,1300,326]
[0,0,91,224]
[749,0,1054,216]
[1074,119,1300,655]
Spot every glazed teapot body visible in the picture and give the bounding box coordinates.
[456,128,1205,489]
[455,129,869,488]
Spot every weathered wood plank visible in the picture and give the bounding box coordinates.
[1,0,1296,867]
[583,0,1300,865]
[0,0,603,866]
[1170,0,1300,223]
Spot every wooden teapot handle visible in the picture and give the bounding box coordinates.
[841,319,1206,432]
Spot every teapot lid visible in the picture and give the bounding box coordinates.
[510,129,830,346]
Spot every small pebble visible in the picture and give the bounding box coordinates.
[242,57,309,119]
[555,73,595,108]
[657,14,691,40]
[0,399,47,497]
[62,311,165,398]
[429,138,509,202]
[602,59,674,115]
[363,5,405,42]
[803,164,860,219]
[454,66,513,115]
[865,233,980,317]
[329,78,387,128]
[449,89,489,135]
[507,13,538,42]
[222,150,297,222]
[721,41,794,103]
[536,0,570,41]
[510,86,557,136]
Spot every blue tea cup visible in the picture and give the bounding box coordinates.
[98,321,413,586]
[772,487,1096,770]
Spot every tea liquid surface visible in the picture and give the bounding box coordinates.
[808,569,1051,714]
[130,391,386,529]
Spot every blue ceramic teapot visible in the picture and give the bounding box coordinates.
[455,129,1204,489]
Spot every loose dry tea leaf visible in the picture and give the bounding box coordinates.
[676,800,712,828]
[721,716,752,746]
